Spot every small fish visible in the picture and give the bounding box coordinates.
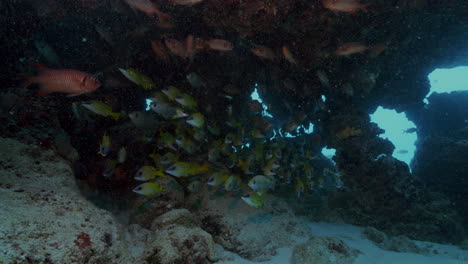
[186,73,206,88]
[185,34,195,59]
[133,182,164,196]
[397,149,409,154]
[368,41,390,58]
[282,46,297,64]
[169,0,203,5]
[149,153,163,167]
[322,0,369,14]
[20,64,101,96]
[263,159,280,176]
[250,45,275,60]
[150,101,188,120]
[295,179,305,198]
[316,70,330,87]
[118,147,127,163]
[151,40,171,62]
[186,113,205,128]
[123,0,173,27]
[248,175,275,195]
[404,128,417,133]
[158,132,176,150]
[98,133,111,157]
[161,152,178,164]
[207,39,234,51]
[224,175,241,191]
[207,122,221,136]
[207,172,229,186]
[334,42,368,56]
[102,159,117,177]
[175,94,197,109]
[241,193,264,208]
[129,111,158,129]
[165,38,187,59]
[250,129,265,139]
[82,100,120,120]
[165,162,210,177]
[119,68,156,90]
[188,180,202,193]
[161,86,181,101]
[134,165,165,181]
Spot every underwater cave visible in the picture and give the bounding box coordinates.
[0,0,467,263]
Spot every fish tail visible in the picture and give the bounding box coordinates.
[19,76,35,90]
[111,112,120,121]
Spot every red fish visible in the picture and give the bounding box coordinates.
[282,46,297,64]
[21,64,101,96]
[151,40,171,62]
[334,42,368,56]
[250,45,275,60]
[322,0,370,14]
[123,0,173,27]
[165,38,188,59]
[207,39,234,51]
[169,0,203,5]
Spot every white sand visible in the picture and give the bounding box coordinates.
[215,221,468,264]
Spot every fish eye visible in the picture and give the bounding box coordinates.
[187,116,193,121]
[137,171,142,176]
[242,193,250,198]
[167,165,175,171]
[208,176,214,182]
[252,180,256,185]
[135,186,142,191]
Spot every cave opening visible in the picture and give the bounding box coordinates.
[370,107,417,168]
[426,66,468,103]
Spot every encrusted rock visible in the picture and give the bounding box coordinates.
[151,208,194,230]
[0,138,120,263]
[145,210,216,264]
[291,236,360,264]
[363,227,387,244]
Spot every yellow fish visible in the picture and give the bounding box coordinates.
[82,100,120,121]
[165,162,210,177]
[98,133,111,156]
[241,193,264,208]
[133,182,164,196]
[207,172,229,186]
[161,86,181,101]
[224,175,241,191]
[119,68,156,90]
[134,166,165,181]
[186,112,205,128]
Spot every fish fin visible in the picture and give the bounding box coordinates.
[154,11,173,28]
[66,93,83,97]
[111,112,120,121]
[33,64,50,71]
[34,86,54,96]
